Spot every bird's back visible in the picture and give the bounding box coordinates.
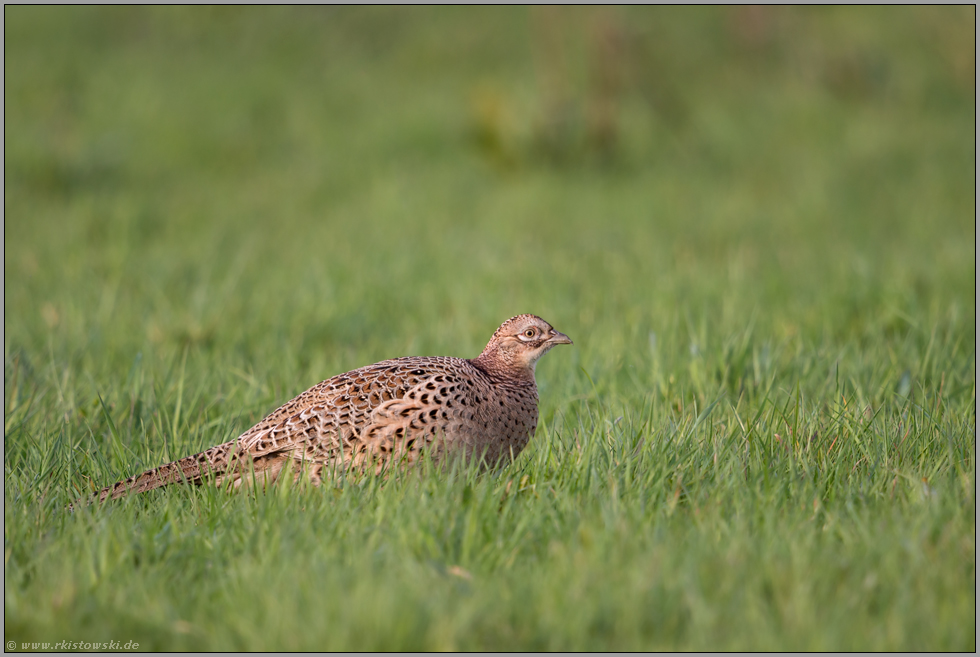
[237,355,538,470]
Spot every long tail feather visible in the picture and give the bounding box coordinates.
[72,437,320,510]
[88,439,242,504]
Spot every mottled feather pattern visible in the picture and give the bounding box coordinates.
[88,315,572,504]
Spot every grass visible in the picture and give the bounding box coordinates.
[4,6,976,651]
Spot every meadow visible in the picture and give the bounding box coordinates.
[4,6,975,650]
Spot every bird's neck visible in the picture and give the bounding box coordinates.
[470,352,536,386]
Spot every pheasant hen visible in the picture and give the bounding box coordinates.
[88,314,572,503]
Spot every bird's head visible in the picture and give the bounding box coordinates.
[474,314,572,378]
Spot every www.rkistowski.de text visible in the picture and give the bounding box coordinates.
[7,640,139,651]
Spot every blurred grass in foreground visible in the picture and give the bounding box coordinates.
[4,6,975,650]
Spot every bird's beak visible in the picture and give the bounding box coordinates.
[547,330,573,345]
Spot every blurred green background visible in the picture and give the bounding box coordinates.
[4,6,975,650]
[6,6,973,367]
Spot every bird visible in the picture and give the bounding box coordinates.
[85,314,572,504]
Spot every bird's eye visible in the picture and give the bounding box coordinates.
[524,329,536,338]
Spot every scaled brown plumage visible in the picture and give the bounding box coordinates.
[87,314,572,503]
